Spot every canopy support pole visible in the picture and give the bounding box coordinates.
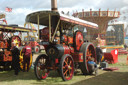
[37,15,40,41]
[52,19,60,42]
[49,14,51,42]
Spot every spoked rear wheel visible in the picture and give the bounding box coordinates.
[34,54,49,80]
[59,54,74,81]
[79,43,96,75]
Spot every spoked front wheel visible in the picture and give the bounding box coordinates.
[34,54,49,80]
[59,54,74,81]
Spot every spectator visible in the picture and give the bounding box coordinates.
[124,43,127,50]
[22,42,32,72]
[11,43,20,75]
[96,46,103,64]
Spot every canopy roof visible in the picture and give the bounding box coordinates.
[0,24,37,32]
[26,11,98,29]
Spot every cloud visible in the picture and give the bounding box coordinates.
[0,0,128,26]
[97,0,128,11]
[123,0,128,4]
[58,0,103,11]
[0,0,51,10]
[5,8,34,26]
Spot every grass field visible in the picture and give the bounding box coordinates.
[0,54,128,85]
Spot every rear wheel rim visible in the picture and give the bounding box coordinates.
[79,43,96,75]
[86,48,91,72]
[36,55,49,79]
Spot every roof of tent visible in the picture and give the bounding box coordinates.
[26,11,98,29]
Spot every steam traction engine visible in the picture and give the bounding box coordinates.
[26,11,98,81]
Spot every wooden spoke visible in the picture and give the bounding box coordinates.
[66,57,69,63]
[63,66,66,69]
[64,69,68,75]
[43,70,45,74]
[69,61,72,66]
[69,69,71,76]
[64,61,68,65]
[66,71,68,78]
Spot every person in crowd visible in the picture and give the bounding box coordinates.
[96,45,103,64]
[124,43,127,50]
[22,42,32,72]
[11,43,20,75]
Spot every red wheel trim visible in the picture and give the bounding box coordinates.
[37,65,49,79]
[86,52,89,72]
[42,72,49,79]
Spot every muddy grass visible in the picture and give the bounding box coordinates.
[0,54,128,85]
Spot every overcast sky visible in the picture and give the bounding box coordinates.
[0,0,128,27]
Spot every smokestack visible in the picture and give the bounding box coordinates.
[51,0,58,11]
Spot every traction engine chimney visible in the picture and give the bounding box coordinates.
[51,0,58,11]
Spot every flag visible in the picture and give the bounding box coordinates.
[5,7,12,12]
[3,19,7,25]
